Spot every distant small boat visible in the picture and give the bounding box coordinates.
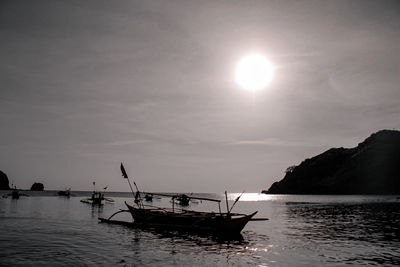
[57,188,71,197]
[2,188,28,199]
[144,193,153,202]
[81,191,114,205]
[81,182,114,205]
[11,189,20,199]
[174,194,190,206]
[81,191,104,205]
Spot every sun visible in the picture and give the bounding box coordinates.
[235,54,274,91]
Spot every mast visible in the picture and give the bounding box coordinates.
[229,190,245,213]
[121,162,143,208]
[225,191,230,216]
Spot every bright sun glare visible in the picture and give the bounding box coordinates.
[235,54,274,91]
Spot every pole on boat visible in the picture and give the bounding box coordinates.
[229,190,244,213]
[122,164,135,196]
[121,162,143,208]
[225,191,230,216]
[133,181,144,208]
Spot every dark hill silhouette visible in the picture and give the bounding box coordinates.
[0,170,11,190]
[264,130,400,194]
[31,182,44,191]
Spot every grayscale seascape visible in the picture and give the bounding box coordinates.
[2,1,400,266]
[1,192,399,266]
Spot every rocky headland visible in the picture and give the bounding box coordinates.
[264,130,400,194]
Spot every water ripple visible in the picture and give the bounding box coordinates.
[1,194,400,266]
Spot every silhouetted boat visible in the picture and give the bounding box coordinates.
[11,189,20,199]
[81,191,104,205]
[81,182,114,205]
[2,188,28,199]
[144,193,153,202]
[81,191,114,205]
[123,200,258,236]
[99,163,268,236]
[57,188,71,197]
[174,194,190,206]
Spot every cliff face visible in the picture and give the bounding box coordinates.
[0,170,11,190]
[265,130,400,194]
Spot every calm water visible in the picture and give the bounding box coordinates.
[1,191,399,266]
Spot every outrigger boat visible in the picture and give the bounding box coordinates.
[2,186,28,199]
[99,163,268,236]
[81,183,114,205]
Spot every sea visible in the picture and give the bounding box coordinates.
[1,191,399,266]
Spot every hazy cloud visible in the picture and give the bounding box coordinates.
[1,0,399,191]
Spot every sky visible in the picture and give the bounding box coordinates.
[1,0,400,192]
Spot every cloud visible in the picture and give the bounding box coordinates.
[103,140,153,147]
[228,138,319,147]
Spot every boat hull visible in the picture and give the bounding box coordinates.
[125,202,256,236]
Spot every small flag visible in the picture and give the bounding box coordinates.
[93,181,95,186]
[120,163,128,178]
[103,186,108,190]
[229,191,245,213]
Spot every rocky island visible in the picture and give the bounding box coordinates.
[264,130,400,194]
[30,182,44,191]
[0,170,11,190]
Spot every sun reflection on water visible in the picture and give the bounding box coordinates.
[229,193,285,202]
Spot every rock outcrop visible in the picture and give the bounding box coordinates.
[0,170,10,190]
[30,182,44,191]
[264,130,400,194]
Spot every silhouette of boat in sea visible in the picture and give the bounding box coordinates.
[99,163,268,236]
[81,182,114,205]
[2,187,29,199]
[174,194,190,206]
[144,193,153,202]
[57,188,71,197]
[171,194,200,207]
[11,189,21,199]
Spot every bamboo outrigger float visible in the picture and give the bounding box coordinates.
[99,163,268,236]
